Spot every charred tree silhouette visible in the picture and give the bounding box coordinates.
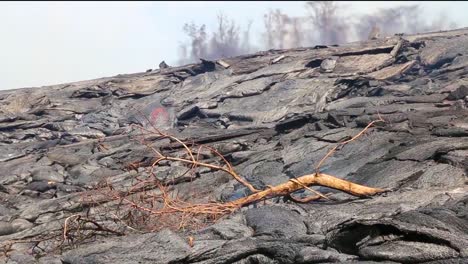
[178,23,208,65]
[177,2,458,64]
[305,1,349,45]
[355,5,457,40]
[262,9,304,50]
[208,14,248,60]
[263,9,286,49]
[178,14,253,65]
[240,20,253,55]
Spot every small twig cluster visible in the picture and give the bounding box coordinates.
[0,215,122,259]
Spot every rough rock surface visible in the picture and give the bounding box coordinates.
[1,28,468,263]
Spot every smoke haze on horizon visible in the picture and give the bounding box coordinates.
[1,1,467,90]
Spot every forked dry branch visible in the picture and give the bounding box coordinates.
[85,112,388,232]
[0,113,387,257]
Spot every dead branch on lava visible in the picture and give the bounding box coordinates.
[77,112,387,232]
[0,114,386,257]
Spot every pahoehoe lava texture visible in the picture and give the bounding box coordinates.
[1,28,468,263]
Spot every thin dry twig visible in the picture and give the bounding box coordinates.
[314,115,385,174]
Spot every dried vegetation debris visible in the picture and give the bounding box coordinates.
[0,28,468,263]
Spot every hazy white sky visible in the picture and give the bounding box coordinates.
[1,1,467,90]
